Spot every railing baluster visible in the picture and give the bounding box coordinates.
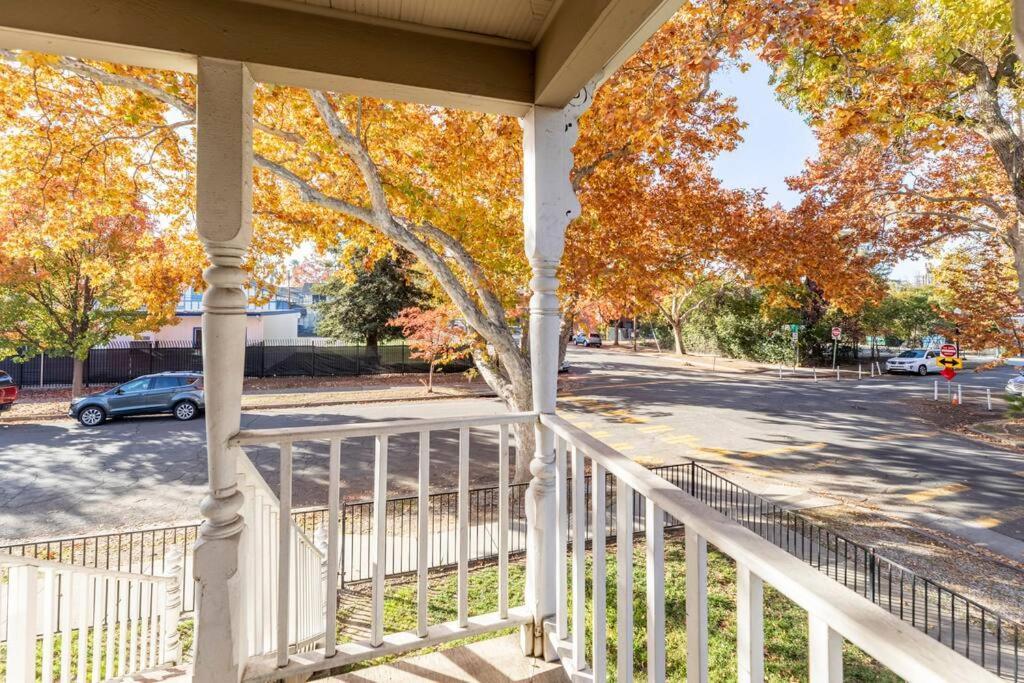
[371,434,389,646]
[572,444,587,672]
[116,577,127,679]
[458,426,470,628]
[277,442,293,665]
[591,461,608,680]
[104,576,116,675]
[417,430,431,637]
[686,526,708,683]
[8,563,38,683]
[498,424,510,620]
[616,477,634,682]
[737,564,765,683]
[78,574,91,682]
[92,575,104,680]
[808,614,843,682]
[646,499,665,682]
[42,567,56,683]
[326,437,341,656]
[61,571,73,683]
[555,435,568,640]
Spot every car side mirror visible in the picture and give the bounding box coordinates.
[116,388,125,395]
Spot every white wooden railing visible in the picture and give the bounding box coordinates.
[0,550,182,682]
[235,450,325,657]
[230,412,536,682]
[539,413,1000,683]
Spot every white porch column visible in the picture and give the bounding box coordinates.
[521,89,592,659]
[192,57,254,683]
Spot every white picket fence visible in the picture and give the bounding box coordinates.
[0,551,182,682]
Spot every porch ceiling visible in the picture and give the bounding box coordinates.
[0,0,681,115]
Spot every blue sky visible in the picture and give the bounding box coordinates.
[710,59,817,209]
[711,59,924,281]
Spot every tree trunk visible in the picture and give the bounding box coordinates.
[613,321,620,346]
[426,360,434,392]
[670,319,686,355]
[557,313,573,371]
[71,357,85,398]
[365,331,380,360]
[471,347,534,482]
[632,316,638,351]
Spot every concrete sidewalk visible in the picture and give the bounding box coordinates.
[1,380,497,423]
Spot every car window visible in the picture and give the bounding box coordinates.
[0,372,12,386]
[925,352,935,358]
[151,376,184,389]
[117,378,151,393]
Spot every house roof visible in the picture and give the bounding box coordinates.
[0,0,680,114]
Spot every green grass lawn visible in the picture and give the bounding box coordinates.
[332,534,901,681]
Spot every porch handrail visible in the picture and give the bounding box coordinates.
[1,550,182,682]
[539,412,999,683]
[230,411,537,445]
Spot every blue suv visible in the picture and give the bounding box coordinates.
[69,372,204,426]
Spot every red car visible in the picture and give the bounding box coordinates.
[0,371,17,412]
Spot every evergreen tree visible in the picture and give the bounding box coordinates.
[313,251,422,355]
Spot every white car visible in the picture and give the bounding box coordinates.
[885,349,942,376]
[1006,375,1024,396]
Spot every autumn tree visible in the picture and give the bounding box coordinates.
[390,307,472,392]
[932,240,1024,353]
[0,185,183,395]
[761,0,1023,304]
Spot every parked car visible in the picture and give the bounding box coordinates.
[885,349,941,376]
[68,372,204,426]
[572,332,602,348]
[0,371,17,412]
[1006,373,1024,396]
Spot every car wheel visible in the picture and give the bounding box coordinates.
[918,365,928,376]
[173,400,199,421]
[78,406,105,427]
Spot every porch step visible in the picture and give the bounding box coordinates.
[320,635,567,682]
[121,664,191,681]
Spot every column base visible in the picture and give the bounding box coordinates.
[193,526,248,683]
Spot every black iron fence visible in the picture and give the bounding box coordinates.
[2,462,1019,678]
[0,340,474,388]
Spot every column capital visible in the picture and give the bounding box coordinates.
[522,82,597,265]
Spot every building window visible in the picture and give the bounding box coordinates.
[193,327,202,349]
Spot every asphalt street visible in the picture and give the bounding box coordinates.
[2,348,1023,562]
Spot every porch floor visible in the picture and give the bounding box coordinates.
[319,635,568,682]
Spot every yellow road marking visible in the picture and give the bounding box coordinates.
[664,434,700,445]
[590,430,610,438]
[736,442,827,459]
[638,424,673,434]
[610,442,636,451]
[905,483,969,504]
[873,432,931,442]
[970,505,1024,529]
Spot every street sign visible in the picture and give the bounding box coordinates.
[937,357,963,370]
[831,327,841,340]
[940,366,956,381]
[789,323,801,333]
[939,344,957,358]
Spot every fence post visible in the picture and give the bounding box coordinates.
[310,340,317,377]
[957,383,962,405]
[260,340,266,378]
[934,380,938,401]
[868,549,876,604]
[987,388,992,411]
[161,548,184,663]
[858,364,862,380]
[813,367,817,382]
[836,368,840,381]
[40,351,45,387]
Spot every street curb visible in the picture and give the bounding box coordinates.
[961,422,1024,449]
[0,389,499,425]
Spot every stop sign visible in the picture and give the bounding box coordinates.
[940,344,957,358]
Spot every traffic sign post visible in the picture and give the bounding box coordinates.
[831,327,841,369]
